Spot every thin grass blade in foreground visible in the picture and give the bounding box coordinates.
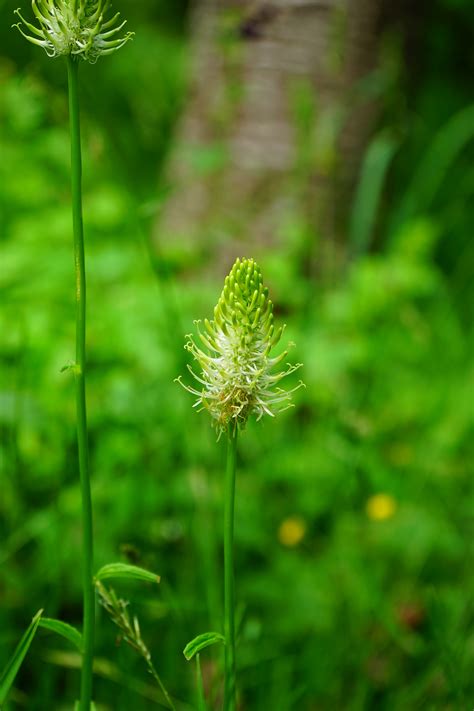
[0,610,43,704]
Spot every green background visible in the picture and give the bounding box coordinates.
[0,1,473,709]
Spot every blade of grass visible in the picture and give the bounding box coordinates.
[0,609,43,704]
[196,655,208,711]
[349,133,398,255]
[391,103,474,234]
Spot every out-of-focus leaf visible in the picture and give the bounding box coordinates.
[350,133,398,255]
[393,103,474,231]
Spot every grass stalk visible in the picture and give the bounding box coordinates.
[66,55,95,711]
[146,658,176,710]
[195,654,207,711]
[223,426,238,711]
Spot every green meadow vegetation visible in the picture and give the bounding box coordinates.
[0,1,473,709]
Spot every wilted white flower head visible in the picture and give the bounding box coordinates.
[13,0,133,62]
[177,258,304,435]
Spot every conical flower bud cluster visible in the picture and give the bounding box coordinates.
[178,258,303,434]
[13,0,133,62]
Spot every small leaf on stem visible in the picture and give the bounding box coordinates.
[183,631,225,661]
[95,563,160,585]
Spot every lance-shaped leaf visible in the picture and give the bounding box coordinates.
[95,563,160,585]
[183,632,225,661]
[39,618,83,652]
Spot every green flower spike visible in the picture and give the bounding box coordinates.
[13,0,133,62]
[178,258,304,435]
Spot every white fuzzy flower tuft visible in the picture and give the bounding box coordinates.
[177,257,304,435]
[13,0,133,62]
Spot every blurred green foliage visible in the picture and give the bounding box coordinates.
[0,1,473,710]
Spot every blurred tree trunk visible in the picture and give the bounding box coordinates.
[154,0,380,279]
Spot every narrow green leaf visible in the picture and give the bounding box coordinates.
[392,103,474,234]
[183,632,225,661]
[349,133,398,255]
[95,563,160,585]
[0,609,43,704]
[39,618,83,652]
[75,702,97,710]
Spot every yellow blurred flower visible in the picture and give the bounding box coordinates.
[366,493,397,521]
[278,516,306,547]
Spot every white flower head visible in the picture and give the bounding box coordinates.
[178,257,304,435]
[13,0,133,62]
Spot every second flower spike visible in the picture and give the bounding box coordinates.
[14,0,133,62]
[178,257,303,435]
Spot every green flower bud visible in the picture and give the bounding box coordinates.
[178,258,304,435]
[13,0,133,62]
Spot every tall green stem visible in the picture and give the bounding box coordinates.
[67,55,95,711]
[224,427,238,711]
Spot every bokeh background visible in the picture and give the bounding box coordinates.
[0,1,473,709]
